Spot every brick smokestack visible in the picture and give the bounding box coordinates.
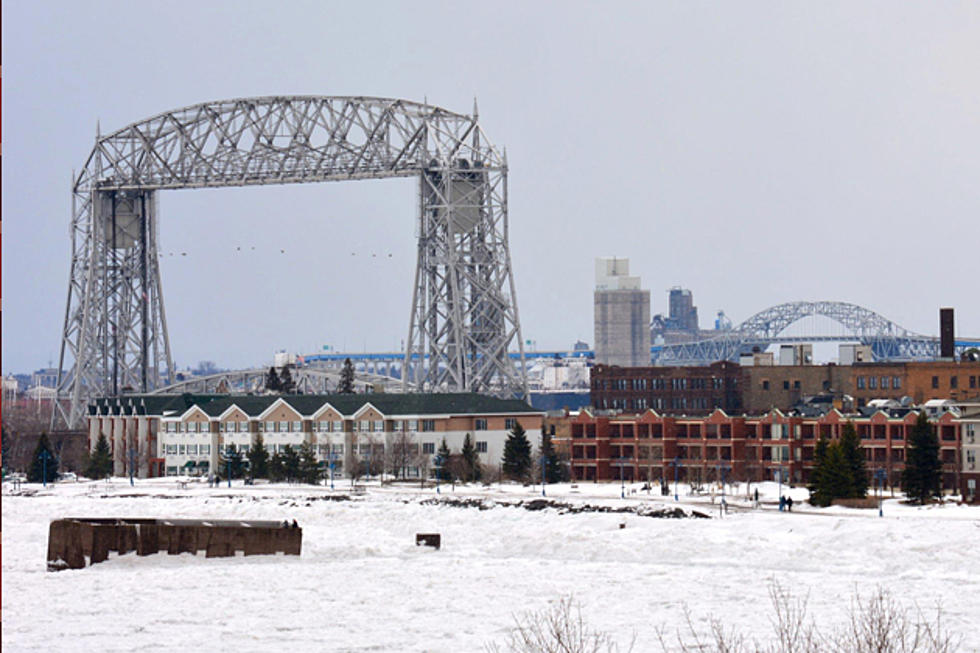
[940,308,954,359]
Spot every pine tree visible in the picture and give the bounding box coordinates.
[85,433,114,480]
[283,445,301,482]
[338,358,355,394]
[265,366,281,392]
[460,433,481,483]
[298,441,320,485]
[502,422,532,482]
[903,412,942,504]
[820,442,852,503]
[539,428,563,484]
[247,433,269,479]
[838,421,869,498]
[268,450,286,482]
[28,433,60,483]
[279,365,296,393]
[435,439,451,481]
[807,435,831,506]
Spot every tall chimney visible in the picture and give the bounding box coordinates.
[940,308,954,359]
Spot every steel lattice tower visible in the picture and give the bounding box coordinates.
[55,97,527,428]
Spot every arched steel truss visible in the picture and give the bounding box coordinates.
[55,96,527,428]
[150,367,402,396]
[654,301,939,365]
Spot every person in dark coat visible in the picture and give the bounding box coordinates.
[786,496,794,512]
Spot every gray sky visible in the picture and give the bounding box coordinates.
[3,1,979,374]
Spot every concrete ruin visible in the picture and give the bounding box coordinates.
[47,518,302,571]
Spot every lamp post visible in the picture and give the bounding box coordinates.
[776,466,784,511]
[540,455,547,497]
[329,453,336,490]
[669,456,681,502]
[40,449,52,488]
[129,444,136,487]
[875,467,886,517]
[227,452,232,488]
[717,463,730,517]
[618,457,628,499]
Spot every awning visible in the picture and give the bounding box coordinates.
[183,460,197,468]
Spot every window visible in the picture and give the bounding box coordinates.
[422,442,436,454]
[932,376,939,389]
[293,421,302,432]
[318,421,329,432]
[762,380,770,391]
[950,376,958,389]
[373,420,384,432]
[857,377,865,390]
[505,418,517,430]
[869,377,877,390]
[421,420,435,432]
[264,421,274,433]
[970,376,977,389]
[166,444,178,455]
[200,444,210,455]
[333,421,343,433]
[166,422,176,432]
[187,444,198,455]
[240,421,249,432]
[783,381,790,390]
[476,441,488,453]
[892,377,901,389]
[880,377,889,390]
[240,444,249,454]
[178,444,186,455]
[359,420,370,432]
[408,419,419,431]
[475,418,488,430]
[318,444,330,456]
[279,421,289,432]
[166,466,178,476]
[332,444,344,454]
[793,380,801,390]
[393,420,403,431]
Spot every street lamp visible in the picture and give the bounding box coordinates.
[776,466,784,511]
[328,452,336,490]
[617,457,628,499]
[875,467,886,517]
[717,464,731,517]
[39,449,52,488]
[540,455,547,497]
[669,456,682,502]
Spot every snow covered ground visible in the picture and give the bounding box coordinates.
[3,478,979,652]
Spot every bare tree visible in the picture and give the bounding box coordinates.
[485,596,633,653]
[386,431,419,479]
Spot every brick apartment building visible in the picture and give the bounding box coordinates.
[559,406,968,498]
[592,360,980,415]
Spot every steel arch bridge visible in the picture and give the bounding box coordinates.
[54,96,527,428]
[653,301,941,365]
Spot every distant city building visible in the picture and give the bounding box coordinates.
[592,359,980,415]
[593,258,650,367]
[31,367,59,388]
[668,287,699,332]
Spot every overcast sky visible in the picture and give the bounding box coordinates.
[3,1,979,375]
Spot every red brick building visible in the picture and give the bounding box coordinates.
[560,408,965,495]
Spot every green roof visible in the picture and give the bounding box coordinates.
[93,392,540,419]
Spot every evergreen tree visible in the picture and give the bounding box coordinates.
[838,421,868,498]
[807,435,831,506]
[502,422,532,482]
[85,433,114,480]
[279,365,296,393]
[298,441,320,485]
[460,433,481,483]
[265,366,281,392]
[820,442,853,503]
[538,428,563,484]
[247,433,269,479]
[282,445,301,482]
[268,450,286,482]
[434,439,451,481]
[903,412,943,504]
[28,433,60,483]
[338,358,356,394]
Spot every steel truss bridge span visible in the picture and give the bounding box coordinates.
[55,96,527,428]
[654,301,944,366]
[150,367,407,396]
